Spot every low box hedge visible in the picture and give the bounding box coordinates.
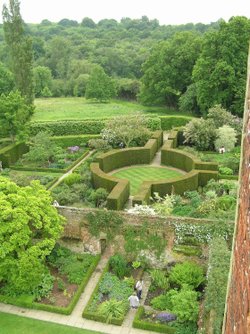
[82,261,124,326]
[133,306,176,333]
[50,134,100,147]
[218,174,239,180]
[0,254,101,315]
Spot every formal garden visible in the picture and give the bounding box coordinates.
[1,3,249,333]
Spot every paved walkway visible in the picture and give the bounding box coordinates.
[0,252,155,334]
[49,150,94,190]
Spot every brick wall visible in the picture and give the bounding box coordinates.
[223,50,250,334]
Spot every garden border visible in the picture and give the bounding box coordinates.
[0,254,101,315]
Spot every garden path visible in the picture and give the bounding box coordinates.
[0,251,156,334]
[48,150,94,191]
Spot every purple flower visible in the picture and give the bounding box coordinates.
[68,146,80,153]
[155,312,176,322]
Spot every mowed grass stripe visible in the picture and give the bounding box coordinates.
[112,166,182,195]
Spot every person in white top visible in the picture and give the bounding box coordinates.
[135,278,143,299]
[128,292,140,309]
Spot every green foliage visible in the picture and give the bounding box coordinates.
[63,173,81,186]
[0,62,14,95]
[150,270,169,290]
[0,177,65,295]
[139,31,201,107]
[193,17,250,116]
[102,114,151,148]
[109,254,129,279]
[132,261,141,269]
[87,210,123,242]
[3,0,34,104]
[124,223,167,259]
[87,188,108,208]
[170,288,199,322]
[33,66,53,97]
[34,273,54,301]
[214,125,237,152]
[24,131,63,167]
[85,66,116,102]
[183,118,216,151]
[169,262,205,289]
[98,299,127,323]
[150,293,173,311]
[219,166,233,175]
[204,238,231,334]
[0,91,33,142]
[98,272,133,301]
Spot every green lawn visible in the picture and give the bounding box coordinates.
[0,312,103,334]
[112,166,182,195]
[33,97,184,121]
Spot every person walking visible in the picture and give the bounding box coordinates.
[135,278,143,300]
[128,292,140,309]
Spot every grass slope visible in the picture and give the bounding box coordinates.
[112,166,182,195]
[0,312,103,334]
[33,97,186,121]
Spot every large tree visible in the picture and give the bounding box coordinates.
[0,177,65,295]
[139,31,202,107]
[0,91,33,142]
[2,0,34,105]
[192,16,250,116]
[85,66,116,102]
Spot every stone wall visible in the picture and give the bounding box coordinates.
[223,49,250,333]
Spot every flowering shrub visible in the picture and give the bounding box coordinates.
[68,145,80,153]
[126,204,156,216]
[155,312,177,322]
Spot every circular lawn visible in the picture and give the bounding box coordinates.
[112,166,183,195]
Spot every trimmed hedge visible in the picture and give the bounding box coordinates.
[82,261,124,326]
[132,182,152,206]
[152,130,164,149]
[29,120,106,136]
[167,130,178,148]
[0,254,101,315]
[159,116,193,130]
[133,306,176,333]
[218,174,239,180]
[90,163,130,210]
[97,137,159,173]
[162,148,195,172]
[50,134,100,147]
[0,142,29,168]
[30,117,162,137]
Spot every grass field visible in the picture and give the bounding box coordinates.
[112,166,182,195]
[33,97,186,121]
[0,312,103,334]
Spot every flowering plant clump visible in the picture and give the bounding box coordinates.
[155,312,177,322]
[68,146,80,153]
[126,204,156,216]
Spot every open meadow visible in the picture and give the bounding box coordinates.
[33,97,188,121]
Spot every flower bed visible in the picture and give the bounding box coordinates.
[0,246,100,315]
[83,255,139,325]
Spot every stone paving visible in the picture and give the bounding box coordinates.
[0,252,155,334]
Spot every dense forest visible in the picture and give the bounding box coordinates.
[0,15,250,116]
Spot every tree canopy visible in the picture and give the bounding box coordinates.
[0,177,65,295]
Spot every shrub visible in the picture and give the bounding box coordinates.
[109,254,129,279]
[151,293,173,311]
[214,125,237,152]
[219,166,233,175]
[169,262,204,289]
[155,312,177,323]
[150,270,169,290]
[63,173,81,186]
[170,288,199,322]
[98,299,127,323]
[34,273,54,301]
[88,138,110,151]
[87,187,108,207]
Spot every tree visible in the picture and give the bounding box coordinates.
[139,31,202,107]
[0,62,14,95]
[33,66,53,97]
[2,0,34,104]
[0,91,33,142]
[214,125,237,152]
[0,177,65,295]
[192,17,250,116]
[85,66,116,102]
[101,114,151,148]
[183,118,217,151]
[24,131,62,167]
